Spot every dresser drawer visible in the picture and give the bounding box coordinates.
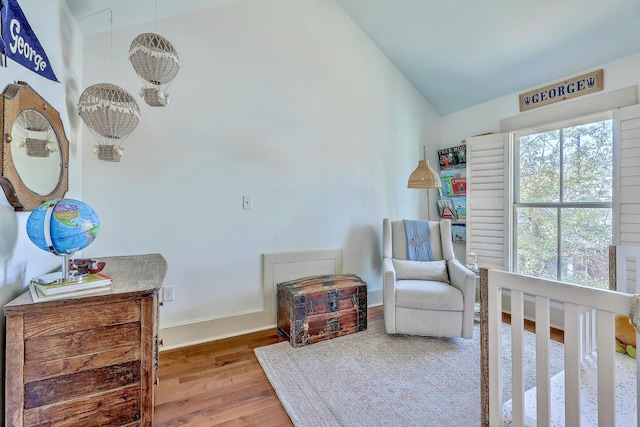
[23,299,141,338]
[25,360,141,408]
[24,322,141,364]
[23,384,141,426]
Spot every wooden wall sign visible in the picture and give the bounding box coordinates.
[519,69,603,112]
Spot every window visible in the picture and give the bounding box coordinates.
[513,115,613,288]
[467,103,640,284]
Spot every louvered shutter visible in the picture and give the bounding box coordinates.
[466,133,510,271]
[613,103,640,246]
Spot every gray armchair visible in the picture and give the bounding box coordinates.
[382,218,476,338]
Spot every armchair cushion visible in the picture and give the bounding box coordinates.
[395,280,463,311]
[392,259,449,283]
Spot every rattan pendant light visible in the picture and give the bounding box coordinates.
[408,146,441,189]
[129,32,180,107]
[408,146,441,221]
[78,83,141,162]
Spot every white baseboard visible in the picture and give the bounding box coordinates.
[368,288,382,306]
[160,248,346,350]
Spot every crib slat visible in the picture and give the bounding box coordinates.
[488,282,503,427]
[535,295,551,426]
[511,290,525,427]
[596,310,616,426]
[583,309,596,356]
[564,303,581,426]
[579,308,588,358]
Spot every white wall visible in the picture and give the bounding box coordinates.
[0,0,83,417]
[0,1,83,289]
[79,0,440,346]
[441,53,640,146]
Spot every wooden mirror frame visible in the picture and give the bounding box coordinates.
[0,82,69,211]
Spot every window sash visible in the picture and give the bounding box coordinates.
[512,115,612,285]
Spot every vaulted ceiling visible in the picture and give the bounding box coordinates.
[66,0,640,115]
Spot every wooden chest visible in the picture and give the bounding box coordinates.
[4,254,167,427]
[277,274,367,347]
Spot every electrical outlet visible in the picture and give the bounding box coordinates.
[163,286,175,302]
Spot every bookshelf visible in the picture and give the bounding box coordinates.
[437,143,467,243]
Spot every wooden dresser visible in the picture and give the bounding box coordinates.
[4,253,167,427]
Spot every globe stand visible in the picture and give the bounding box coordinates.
[34,254,89,285]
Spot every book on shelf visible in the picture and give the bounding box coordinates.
[452,197,466,220]
[437,144,466,171]
[437,199,456,219]
[452,223,466,243]
[451,177,466,195]
[32,273,112,296]
[29,281,112,302]
[440,172,455,197]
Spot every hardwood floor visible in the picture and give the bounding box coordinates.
[502,312,565,344]
[153,306,562,426]
[153,328,292,427]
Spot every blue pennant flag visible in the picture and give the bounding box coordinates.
[1,0,59,82]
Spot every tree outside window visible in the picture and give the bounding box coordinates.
[514,117,612,289]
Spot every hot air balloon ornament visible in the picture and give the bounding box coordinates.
[15,110,58,157]
[129,32,180,107]
[78,83,141,162]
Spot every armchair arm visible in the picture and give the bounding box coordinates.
[383,257,397,334]
[447,259,477,339]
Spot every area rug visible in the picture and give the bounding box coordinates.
[255,320,564,427]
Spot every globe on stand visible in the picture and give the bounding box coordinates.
[26,198,100,284]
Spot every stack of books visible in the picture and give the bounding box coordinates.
[29,273,112,302]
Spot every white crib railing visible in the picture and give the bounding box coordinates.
[479,267,640,427]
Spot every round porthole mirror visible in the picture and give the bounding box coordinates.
[11,109,62,195]
[0,82,69,211]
